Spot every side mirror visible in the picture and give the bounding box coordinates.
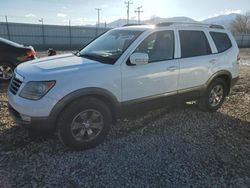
[130,53,149,65]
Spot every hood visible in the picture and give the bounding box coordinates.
[16,53,108,80]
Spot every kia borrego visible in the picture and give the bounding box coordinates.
[8,23,239,150]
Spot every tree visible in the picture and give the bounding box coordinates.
[230,11,250,34]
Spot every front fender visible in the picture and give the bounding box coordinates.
[49,87,122,127]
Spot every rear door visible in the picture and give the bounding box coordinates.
[177,30,216,91]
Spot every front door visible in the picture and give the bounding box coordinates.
[121,30,179,102]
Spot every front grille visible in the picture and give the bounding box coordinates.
[9,75,23,95]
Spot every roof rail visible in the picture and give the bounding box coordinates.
[122,23,146,27]
[156,22,224,29]
[209,24,224,29]
[156,22,174,27]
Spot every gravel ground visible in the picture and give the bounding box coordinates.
[0,50,249,187]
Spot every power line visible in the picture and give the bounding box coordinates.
[95,8,101,28]
[124,1,133,24]
[135,6,143,24]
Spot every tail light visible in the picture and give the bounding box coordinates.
[237,54,240,65]
[26,49,36,58]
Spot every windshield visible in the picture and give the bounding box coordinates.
[79,29,143,64]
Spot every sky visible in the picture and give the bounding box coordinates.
[0,0,249,25]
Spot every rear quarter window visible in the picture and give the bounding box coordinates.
[179,30,211,58]
[210,32,232,53]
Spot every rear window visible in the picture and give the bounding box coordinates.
[210,32,232,53]
[179,30,211,58]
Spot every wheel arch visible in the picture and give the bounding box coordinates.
[206,70,232,95]
[0,61,16,68]
[49,87,122,129]
[0,58,18,66]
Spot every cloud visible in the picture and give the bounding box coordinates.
[57,13,67,17]
[223,9,242,15]
[25,14,37,18]
[209,9,242,18]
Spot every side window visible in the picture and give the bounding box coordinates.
[135,30,174,63]
[179,30,211,58]
[210,32,232,53]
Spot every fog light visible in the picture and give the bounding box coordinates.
[20,114,31,122]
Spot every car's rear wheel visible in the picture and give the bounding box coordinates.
[198,78,227,112]
[0,63,14,81]
[57,97,112,150]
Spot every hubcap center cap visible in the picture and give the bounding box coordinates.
[85,123,90,128]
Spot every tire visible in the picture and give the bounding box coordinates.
[0,62,14,81]
[57,97,112,150]
[198,78,227,112]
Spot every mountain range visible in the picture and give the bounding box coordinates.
[104,13,239,28]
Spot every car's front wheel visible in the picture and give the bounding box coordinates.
[57,97,112,150]
[198,78,227,112]
[0,63,14,81]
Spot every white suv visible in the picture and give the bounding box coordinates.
[8,23,240,150]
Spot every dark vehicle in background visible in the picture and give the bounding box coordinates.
[0,37,36,81]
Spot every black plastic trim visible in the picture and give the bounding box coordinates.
[8,103,54,132]
[205,70,232,87]
[9,87,122,131]
[8,73,237,132]
[48,87,122,127]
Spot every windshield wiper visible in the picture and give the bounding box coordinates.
[77,53,101,61]
[72,52,96,60]
[72,51,80,57]
[74,52,115,64]
[72,52,97,64]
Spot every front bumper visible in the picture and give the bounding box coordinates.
[8,103,55,132]
[7,85,58,132]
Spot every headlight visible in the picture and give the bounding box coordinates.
[20,81,55,100]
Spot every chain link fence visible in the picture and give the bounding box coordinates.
[0,15,109,50]
[0,15,250,50]
[234,34,250,48]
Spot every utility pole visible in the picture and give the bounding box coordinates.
[5,16,10,40]
[69,20,72,49]
[39,18,45,45]
[135,6,143,24]
[95,8,101,28]
[125,1,133,24]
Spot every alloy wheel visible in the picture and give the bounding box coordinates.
[0,64,13,80]
[70,109,104,142]
[209,85,224,107]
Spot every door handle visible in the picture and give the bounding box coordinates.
[209,59,217,64]
[166,66,178,72]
